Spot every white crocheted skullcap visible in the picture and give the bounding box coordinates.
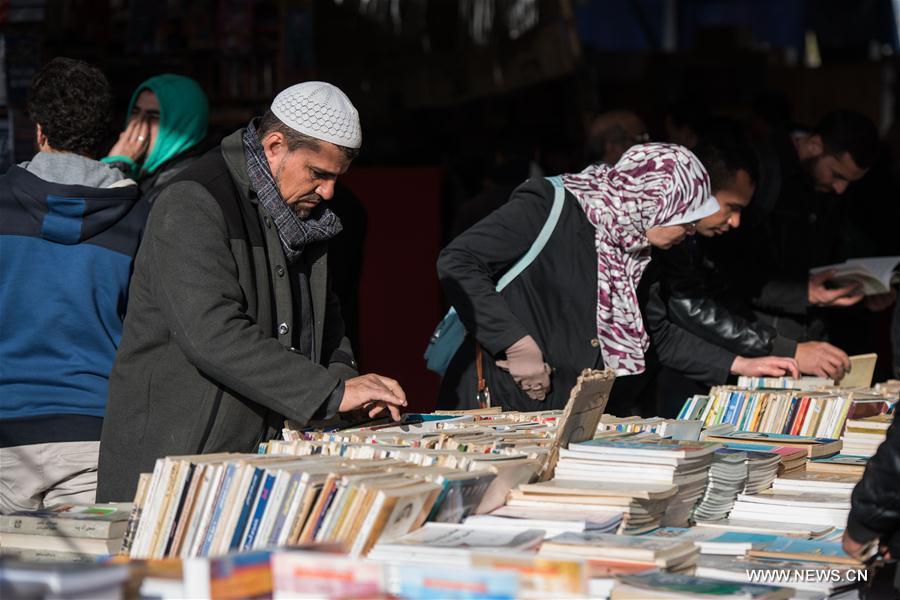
[271,81,362,149]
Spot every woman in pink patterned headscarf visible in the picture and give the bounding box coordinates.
[561,142,717,376]
[437,143,717,412]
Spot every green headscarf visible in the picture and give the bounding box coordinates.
[123,74,209,175]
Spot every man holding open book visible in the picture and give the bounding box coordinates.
[97,82,407,502]
[705,110,893,359]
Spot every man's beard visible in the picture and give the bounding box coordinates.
[275,163,320,219]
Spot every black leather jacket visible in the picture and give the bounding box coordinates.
[655,237,798,359]
[847,410,900,563]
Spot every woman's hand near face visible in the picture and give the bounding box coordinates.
[107,118,151,163]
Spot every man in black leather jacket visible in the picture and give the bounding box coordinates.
[656,128,852,374]
[703,112,892,364]
[648,127,852,413]
[843,409,899,591]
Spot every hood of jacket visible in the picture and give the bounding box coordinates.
[7,152,140,244]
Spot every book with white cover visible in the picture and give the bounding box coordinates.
[771,471,858,493]
[368,522,544,564]
[810,256,900,295]
[735,490,850,510]
[517,479,678,501]
[540,531,697,567]
[0,561,131,598]
[464,507,622,537]
[0,504,131,539]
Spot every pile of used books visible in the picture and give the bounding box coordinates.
[0,504,131,562]
[6,368,895,599]
[125,453,540,560]
[707,439,807,476]
[841,413,893,457]
[506,479,674,534]
[680,375,894,440]
[0,560,131,599]
[555,438,718,527]
[691,449,748,522]
[596,414,703,440]
[729,488,852,529]
[539,531,699,572]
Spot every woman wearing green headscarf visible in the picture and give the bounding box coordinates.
[104,74,208,203]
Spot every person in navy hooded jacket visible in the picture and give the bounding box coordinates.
[0,57,148,512]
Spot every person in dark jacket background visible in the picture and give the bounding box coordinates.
[843,409,899,592]
[709,110,889,346]
[98,82,407,502]
[103,74,209,204]
[649,125,855,412]
[437,143,719,412]
[0,58,147,513]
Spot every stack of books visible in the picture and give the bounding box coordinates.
[692,449,748,522]
[701,431,841,459]
[770,470,860,494]
[554,438,718,527]
[709,441,806,476]
[507,480,677,534]
[741,450,781,493]
[806,453,869,477]
[596,415,703,441]
[0,560,131,599]
[0,504,131,561]
[729,490,851,528]
[841,413,893,457]
[539,531,699,572]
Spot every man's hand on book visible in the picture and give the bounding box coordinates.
[340,374,407,421]
[842,530,890,562]
[794,341,849,380]
[730,356,799,378]
[808,269,864,307]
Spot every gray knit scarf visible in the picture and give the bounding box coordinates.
[242,122,343,264]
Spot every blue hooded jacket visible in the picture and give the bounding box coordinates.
[0,154,148,422]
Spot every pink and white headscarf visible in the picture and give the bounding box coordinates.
[562,143,713,375]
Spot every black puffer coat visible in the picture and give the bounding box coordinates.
[847,410,900,566]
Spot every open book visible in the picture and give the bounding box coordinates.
[811,256,900,295]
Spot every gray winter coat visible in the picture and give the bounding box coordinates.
[97,129,356,502]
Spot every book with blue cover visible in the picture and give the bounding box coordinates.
[748,536,862,566]
[569,438,719,459]
[615,571,793,599]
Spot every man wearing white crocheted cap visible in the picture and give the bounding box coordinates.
[98,82,407,502]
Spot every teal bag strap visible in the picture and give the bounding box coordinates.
[495,176,566,292]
